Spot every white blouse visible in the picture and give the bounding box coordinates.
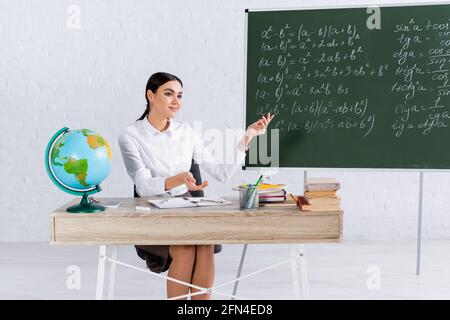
[118,118,247,197]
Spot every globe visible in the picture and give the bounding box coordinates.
[45,127,112,213]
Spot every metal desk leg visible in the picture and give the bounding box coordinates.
[96,245,107,300]
[108,245,119,300]
[231,244,248,300]
[289,244,300,299]
[416,171,424,275]
[298,244,309,298]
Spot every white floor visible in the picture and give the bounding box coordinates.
[0,240,449,300]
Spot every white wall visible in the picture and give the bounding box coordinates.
[1,0,450,242]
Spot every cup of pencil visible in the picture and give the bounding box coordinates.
[239,184,259,210]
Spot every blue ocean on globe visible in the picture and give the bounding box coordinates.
[50,129,112,191]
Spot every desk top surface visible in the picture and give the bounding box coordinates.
[51,197,342,218]
[50,197,343,245]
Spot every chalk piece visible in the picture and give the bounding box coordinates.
[135,206,150,211]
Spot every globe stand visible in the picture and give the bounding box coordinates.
[67,193,105,213]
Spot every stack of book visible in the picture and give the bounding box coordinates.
[298,178,341,212]
[258,183,298,207]
[259,184,286,202]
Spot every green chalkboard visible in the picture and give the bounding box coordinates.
[245,4,450,169]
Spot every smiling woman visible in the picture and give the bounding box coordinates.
[137,72,184,124]
[118,72,274,300]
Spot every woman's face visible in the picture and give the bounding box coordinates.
[147,80,183,119]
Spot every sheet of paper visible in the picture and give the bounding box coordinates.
[99,200,123,208]
[148,198,196,209]
[148,196,231,209]
[183,196,232,206]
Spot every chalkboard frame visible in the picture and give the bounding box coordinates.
[243,1,450,171]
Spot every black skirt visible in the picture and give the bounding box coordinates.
[135,244,223,274]
[135,191,222,273]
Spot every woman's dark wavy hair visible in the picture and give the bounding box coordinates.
[137,72,183,121]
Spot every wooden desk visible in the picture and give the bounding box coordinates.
[50,197,343,245]
[49,197,343,300]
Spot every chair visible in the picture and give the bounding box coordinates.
[134,159,222,267]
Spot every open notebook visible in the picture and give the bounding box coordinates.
[148,196,232,209]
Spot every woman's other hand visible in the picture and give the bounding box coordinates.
[165,171,208,192]
[181,172,209,191]
[246,112,275,138]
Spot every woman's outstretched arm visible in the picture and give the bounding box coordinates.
[240,112,275,151]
